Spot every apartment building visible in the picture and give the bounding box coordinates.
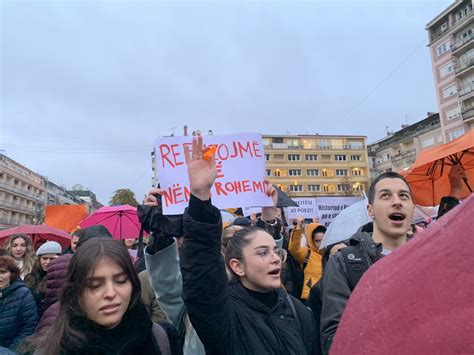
[426,0,474,142]
[0,154,47,229]
[262,135,370,197]
[368,113,442,179]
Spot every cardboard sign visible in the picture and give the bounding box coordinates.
[155,133,273,215]
[242,206,262,217]
[316,196,363,227]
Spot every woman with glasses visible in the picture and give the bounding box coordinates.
[181,135,317,354]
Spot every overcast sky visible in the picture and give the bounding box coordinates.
[1,0,452,204]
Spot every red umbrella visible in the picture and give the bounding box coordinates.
[331,194,474,354]
[0,224,71,250]
[79,205,143,240]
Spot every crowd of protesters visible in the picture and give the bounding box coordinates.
[0,134,471,354]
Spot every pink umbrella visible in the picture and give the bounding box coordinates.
[0,224,71,250]
[79,205,143,240]
[331,194,474,354]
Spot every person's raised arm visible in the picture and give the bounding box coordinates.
[181,134,227,353]
[257,181,284,248]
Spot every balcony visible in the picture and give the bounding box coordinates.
[0,181,43,201]
[454,56,474,76]
[391,149,416,164]
[452,9,474,32]
[462,107,474,121]
[458,83,474,99]
[0,200,36,214]
[451,33,474,55]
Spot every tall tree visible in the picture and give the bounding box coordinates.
[109,189,139,207]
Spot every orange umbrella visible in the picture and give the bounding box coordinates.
[403,130,474,206]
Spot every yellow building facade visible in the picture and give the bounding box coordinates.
[262,135,371,197]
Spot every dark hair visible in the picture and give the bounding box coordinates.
[24,257,47,295]
[224,226,268,278]
[71,229,85,239]
[0,255,21,282]
[27,238,140,353]
[313,225,327,237]
[368,172,412,204]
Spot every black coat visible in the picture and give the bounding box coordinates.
[181,196,317,355]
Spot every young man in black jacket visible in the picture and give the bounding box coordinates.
[320,172,415,354]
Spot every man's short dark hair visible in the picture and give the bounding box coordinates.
[368,172,412,204]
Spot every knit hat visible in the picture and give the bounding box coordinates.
[77,225,113,248]
[36,241,62,256]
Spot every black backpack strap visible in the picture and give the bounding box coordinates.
[340,246,370,291]
[302,249,311,271]
[286,293,307,348]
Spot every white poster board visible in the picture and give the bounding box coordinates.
[155,133,273,215]
[316,196,363,227]
[285,197,318,220]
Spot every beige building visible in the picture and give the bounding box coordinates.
[426,0,474,142]
[262,135,370,197]
[0,154,47,229]
[368,113,442,179]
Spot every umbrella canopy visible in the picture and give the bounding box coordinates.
[403,129,474,206]
[331,194,474,354]
[274,185,299,207]
[321,197,370,250]
[0,224,71,250]
[79,205,143,240]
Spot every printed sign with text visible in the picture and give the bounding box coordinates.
[155,133,273,215]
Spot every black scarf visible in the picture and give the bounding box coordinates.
[64,303,160,355]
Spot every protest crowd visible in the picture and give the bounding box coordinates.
[0,134,472,354]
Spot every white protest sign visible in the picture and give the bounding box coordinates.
[155,133,273,215]
[285,198,318,220]
[316,196,363,227]
[242,206,262,217]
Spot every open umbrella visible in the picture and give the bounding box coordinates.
[79,205,143,240]
[321,197,370,250]
[0,224,71,249]
[274,185,299,207]
[332,194,474,354]
[403,129,474,206]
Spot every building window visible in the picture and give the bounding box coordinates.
[351,155,361,161]
[421,137,435,148]
[336,169,348,176]
[442,83,457,99]
[346,140,363,149]
[308,184,321,192]
[439,61,454,78]
[323,184,335,193]
[288,154,301,161]
[305,154,318,161]
[382,154,390,161]
[289,185,303,192]
[335,155,347,161]
[266,169,272,177]
[307,169,320,176]
[322,169,333,177]
[449,128,465,141]
[274,154,284,161]
[436,41,450,57]
[320,139,331,149]
[337,184,351,192]
[446,106,461,120]
[272,137,283,143]
[352,168,363,176]
[265,154,270,161]
[353,184,364,192]
[274,169,286,177]
[289,169,302,176]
